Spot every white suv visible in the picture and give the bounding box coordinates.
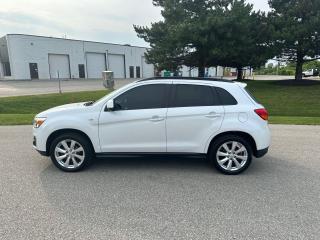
[33,77,270,174]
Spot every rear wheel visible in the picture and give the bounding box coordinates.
[209,135,252,175]
[49,133,93,172]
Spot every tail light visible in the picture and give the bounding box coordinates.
[254,108,269,121]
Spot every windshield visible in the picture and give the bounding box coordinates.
[92,82,137,106]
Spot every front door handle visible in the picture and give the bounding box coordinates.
[149,115,165,122]
[205,112,222,119]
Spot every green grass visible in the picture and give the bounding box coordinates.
[0,114,35,125]
[245,81,320,118]
[0,81,320,125]
[269,116,320,125]
[0,90,110,125]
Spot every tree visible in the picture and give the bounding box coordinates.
[214,0,275,80]
[135,0,226,77]
[269,0,320,81]
[135,0,274,79]
[134,0,189,72]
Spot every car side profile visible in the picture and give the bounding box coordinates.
[33,77,270,175]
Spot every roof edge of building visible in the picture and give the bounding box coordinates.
[3,33,150,49]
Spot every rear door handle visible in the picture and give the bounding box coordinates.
[205,112,222,119]
[149,115,165,122]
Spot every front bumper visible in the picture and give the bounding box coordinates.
[33,134,49,156]
[36,149,49,156]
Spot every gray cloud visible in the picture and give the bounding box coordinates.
[0,0,269,46]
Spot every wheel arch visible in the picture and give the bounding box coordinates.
[46,129,95,155]
[207,131,258,157]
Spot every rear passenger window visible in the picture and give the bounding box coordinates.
[172,84,219,107]
[215,87,238,105]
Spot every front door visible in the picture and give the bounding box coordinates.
[166,83,224,153]
[78,64,85,78]
[29,63,39,79]
[99,83,170,152]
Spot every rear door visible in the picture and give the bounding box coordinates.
[166,82,224,153]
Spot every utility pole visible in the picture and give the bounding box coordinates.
[57,71,62,94]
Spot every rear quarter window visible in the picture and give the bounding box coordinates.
[214,87,238,105]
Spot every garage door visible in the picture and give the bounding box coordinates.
[142,56,154,78]
[108,54,125,78]
[49,54,70,79]
[86,53,106,79]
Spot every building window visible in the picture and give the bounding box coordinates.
[129,66,134,78]
[136,66,141,78]
[3,62,11,76]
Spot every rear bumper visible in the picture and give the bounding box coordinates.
[254,147,269,158]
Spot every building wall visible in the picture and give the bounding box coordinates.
[180,66,224,78]
[5,34,153,80]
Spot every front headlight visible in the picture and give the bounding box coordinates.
[33,117,47,128]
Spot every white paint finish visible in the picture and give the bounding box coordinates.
[4,34,154,80]
[48,54,70,79]
[98,109,167,152]
[33,78,270,157]
[238,112,248,123]
[86,52,106,79]
[33,102,102,153]
[166,106,224,152]
[141,56,154,78]
[166,81,225,153]
[108,54,125,78]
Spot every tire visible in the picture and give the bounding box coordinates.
[208,134,252,175]
[49,133,93,172]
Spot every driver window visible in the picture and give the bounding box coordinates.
[114,84,167,111]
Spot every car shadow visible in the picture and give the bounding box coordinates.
[90,155,210,172]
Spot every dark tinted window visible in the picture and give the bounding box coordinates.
[172,84,218,107]
[215,87,238,105]
[114,84,167,110]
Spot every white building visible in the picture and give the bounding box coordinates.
[0,34,154,80]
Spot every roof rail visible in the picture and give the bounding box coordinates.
[138,77,234,83]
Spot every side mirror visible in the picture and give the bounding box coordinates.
[106,99,114,111]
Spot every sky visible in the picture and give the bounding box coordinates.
[0,0,270,47]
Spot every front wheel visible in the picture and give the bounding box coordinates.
[209,135,252,175]
[49,133,93,172]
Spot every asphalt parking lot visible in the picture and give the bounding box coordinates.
[0,79,135,97]
[0,125,320,239]
[1,75,319,98]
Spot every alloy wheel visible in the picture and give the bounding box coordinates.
[216,141,248,172]
[54,139,85,169]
